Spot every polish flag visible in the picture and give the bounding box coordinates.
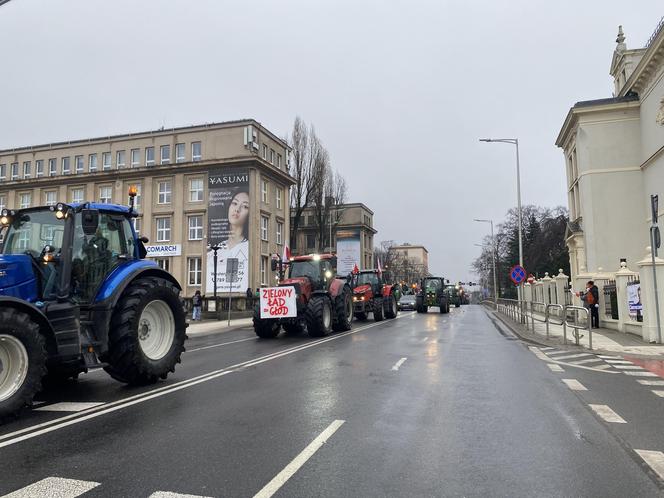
[282,242,291,262]
[352,264,360,274]
[377,257,382,275]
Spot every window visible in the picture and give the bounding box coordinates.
[276,221,283,245]
[146,147,155,166]
[269,149,275,164]
[260,256,268,285]
[188,257,202,286]
[262,144,267,160]
[44,191,57,206]
[261,180,268,203]
[276,188,282,209]
[156,258,170,272]
[71,188,84,204]
[277,154,282,169]
[23,161,31,179]
[131,148,140,167]
[306,233,316,249]
[102,152,111,170]
[36,160,44,178]
[0,194,6,211]
[10,163,18,180]
[89,154,98,172]
[188,215,203,240]
[99,186,112,204]
[191,142,201,162]
[156,217,171,241]
[19,192,31,208]
[160,145,170,164]
[157,180,172,204]
[0,164,5,181]
[133,217,141,235]
[75,155,84,174]
[133,183,142,209]
[261,216,269,241]
[189,178,204,202]
[48,158,57,176]
[116,150,126,168]
[62,157,71,175]
[176,143,185,163]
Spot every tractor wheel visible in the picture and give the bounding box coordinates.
[104,277,187,385]
[0,308,47,421]
[355,311,368,321]
[373,297,384,322]
[253,305,281,338]
[385,294,398,319]
[306,295,333,337]
[333,287,353,332]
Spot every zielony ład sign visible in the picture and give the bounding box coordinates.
[260,286,297,318]
[145,244,182,257]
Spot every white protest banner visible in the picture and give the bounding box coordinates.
[260,286,297,318]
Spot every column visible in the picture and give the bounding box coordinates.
[637,247,664,343]
[554,269,569,306]
[615,261,638,333]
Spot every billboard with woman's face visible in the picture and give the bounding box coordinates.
[207,168,250,293]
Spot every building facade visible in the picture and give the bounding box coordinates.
[0,119,294,297]
[291,203,376,273]
[556,21,664,279]
[388,244,429,283]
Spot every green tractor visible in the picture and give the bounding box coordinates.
[445,284,461,308]
[416,277,450,314]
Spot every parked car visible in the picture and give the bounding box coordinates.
[398,294,417,311]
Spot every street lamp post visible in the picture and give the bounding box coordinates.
[474,219,498,306]
[208,243,220,298]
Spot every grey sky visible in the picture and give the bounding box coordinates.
[1,0,662,281]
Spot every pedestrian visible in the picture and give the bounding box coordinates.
[578,280,600,329]
[246,287,253,308]
[192,290,202,321]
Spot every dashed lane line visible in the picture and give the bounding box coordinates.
[149,492,213,498]
[589,404,627,424]
[636,450,664,482]
[1,477,100,498]
[562,379,588,391]
[252,420,345,498]
[391,358,408,371]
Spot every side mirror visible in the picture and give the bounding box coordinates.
[81,209,99,236]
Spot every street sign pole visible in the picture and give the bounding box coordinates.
[226,258,239,327]
[650,194,662,343]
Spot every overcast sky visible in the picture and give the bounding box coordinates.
[1,0,662,281]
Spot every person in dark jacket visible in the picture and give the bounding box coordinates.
[246,287,253,308]
[192,290,203,321]
[579,280,600,329]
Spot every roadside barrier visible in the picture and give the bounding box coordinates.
[545,304,565,342]
[565,305,592,350]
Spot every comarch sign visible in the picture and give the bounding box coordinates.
[145,244,182,257]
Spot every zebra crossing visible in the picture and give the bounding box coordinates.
[0,477,213,498]
[537,347,621,371]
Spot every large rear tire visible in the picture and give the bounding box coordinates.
[373,297,384,322]
[104,277,187,385]
[385,294,398,319]
[253,305,281,338]
[0,309,47,421]
[306,295,333,337]
[333,287,353,332]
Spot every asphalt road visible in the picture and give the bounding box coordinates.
[1,305,664,497]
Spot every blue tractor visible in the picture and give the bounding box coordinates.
[0,188,187,420]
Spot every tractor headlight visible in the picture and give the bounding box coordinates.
[0,216,8,226]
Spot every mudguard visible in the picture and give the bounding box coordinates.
[382,284,394,298]
[328,278,347,298]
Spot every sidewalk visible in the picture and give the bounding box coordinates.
[186,317,253,337]
[489,307,664,359]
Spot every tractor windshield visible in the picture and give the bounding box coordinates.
[356,273,379,286]
[2,209,65,257]
[424,279,441,291]
[289,260,323,284]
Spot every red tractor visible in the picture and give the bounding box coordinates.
[253,254,354,339]
[351,269,399,321]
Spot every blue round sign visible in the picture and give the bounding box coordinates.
[510,265,526,285]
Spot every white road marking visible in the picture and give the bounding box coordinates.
[589,404,627,423]
[0,316,404,449]
[568,358,603,366]
[188,337,256,352]
[562,379,588,391]
[540,347,555,351]
[605,360,633,364]
[636,450,664,481]
[612,365,644,370]
[548,364,564,372]
[391,358,408,371]
[593,364,613,370]
[624,371,659,377]
[598,355,622,359]
[1,477,100,498]
[638,380,664,386]
[651,390,664,397]
[149,492,213,498]
[554,353,593,361]
[546,350,575,356]
[34,402,105,412]
[252,420,345,498]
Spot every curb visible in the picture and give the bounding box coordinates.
[186,319,254,338]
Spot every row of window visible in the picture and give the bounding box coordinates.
[260,178,284,208]
[0,142,202,181]
[261,145,283,169]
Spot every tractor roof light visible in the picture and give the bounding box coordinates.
[313,254,321,261]
[128,185,138,197]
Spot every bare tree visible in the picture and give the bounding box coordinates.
[312,163,347,251]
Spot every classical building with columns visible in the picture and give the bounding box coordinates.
[555,20,664,340]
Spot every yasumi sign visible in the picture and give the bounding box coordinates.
[260,286,297,318]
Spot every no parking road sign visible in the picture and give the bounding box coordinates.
[509,265,526,285]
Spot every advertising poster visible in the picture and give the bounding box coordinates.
[627,281,642,317]
[206,168,250,294]
[336,229,361,275]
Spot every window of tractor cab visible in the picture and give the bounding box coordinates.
[425,279,441,289]
[357,273,379,286]
[2,209,65,257]
[289,260,323,281]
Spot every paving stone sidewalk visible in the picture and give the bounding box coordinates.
[186,317,254,337]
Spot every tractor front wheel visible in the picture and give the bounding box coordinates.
[0,309,47,421]
[306,296,333,337]
[104,277,187,385]
[385,294,398,319]
[333,287,353,332]
[254,305,281,338]
[373,297,384,322]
